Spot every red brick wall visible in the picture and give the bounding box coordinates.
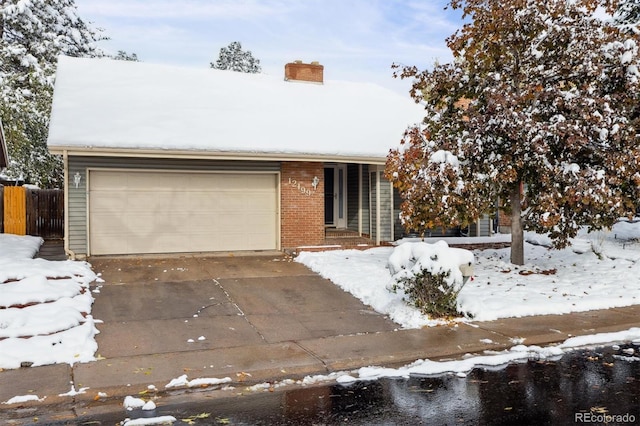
[498,210,512,227]
[281,162,325,249]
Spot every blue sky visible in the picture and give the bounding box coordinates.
[74,0,463,94]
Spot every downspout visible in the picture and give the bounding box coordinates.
[375,169,381,245]
[368,172,373,240]
[390,179,394,241]
[358,164,362,236]
[62,150,76,260]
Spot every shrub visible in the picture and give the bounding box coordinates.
[387,241,474,319]
[390,268,463,318]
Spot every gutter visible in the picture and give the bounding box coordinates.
[375,168,381,245]
[48,146,388,166]
[62,150,76,260]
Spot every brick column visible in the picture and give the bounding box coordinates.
[498,197,512,234]
[281,162,325,249]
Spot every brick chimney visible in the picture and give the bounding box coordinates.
[284,60,324,84]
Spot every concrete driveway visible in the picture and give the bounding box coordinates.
[90,253,399,359]
[70,252,521,398]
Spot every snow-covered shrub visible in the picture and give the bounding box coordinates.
[588,228,610,259]
[388,241,474,318]
[391,268,459,317]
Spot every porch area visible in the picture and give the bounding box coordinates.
[285,228,381,256]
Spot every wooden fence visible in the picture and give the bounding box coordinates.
[1,186,64,239]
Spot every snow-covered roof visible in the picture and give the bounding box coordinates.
[47,56,425,163]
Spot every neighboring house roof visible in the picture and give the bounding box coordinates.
[47,56,425,164]
[0,119,8,169]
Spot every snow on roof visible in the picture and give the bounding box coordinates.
[47,56,425,160]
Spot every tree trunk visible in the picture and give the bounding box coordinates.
[510,182,524,265]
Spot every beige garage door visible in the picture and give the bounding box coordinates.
[89,170,279,255]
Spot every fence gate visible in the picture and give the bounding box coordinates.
[26,189,64,239]
[3,186,27,235]
[1,187,64,238]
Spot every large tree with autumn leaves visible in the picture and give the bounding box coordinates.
[386,0,640,265]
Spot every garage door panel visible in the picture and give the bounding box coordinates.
[246,176,278,190]
[216,214,247,228]
[125,192,170,211]
[153,212,191,230]
[89,215,129,236]
[209,174,253,190]
[187,193,220,210]
[91,235,126,254]
[91,172,126,189]
[249,193,277,209]
[91,214,156,237]
[91,191,126,210]
[217,196,248,211]
[128,234,189,253]
[163,214,193,234]
[247,213,277,227]
[89,171,278,255]
[131,173,178,189]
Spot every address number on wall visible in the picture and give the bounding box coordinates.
[288,177,313,196]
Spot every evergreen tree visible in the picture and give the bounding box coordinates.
[210,41,261,73]
[0,0,104,187]
[387,0,640,265]
[615,0,640,31]
[113,50,139,62]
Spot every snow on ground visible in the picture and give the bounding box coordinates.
[121,416,177,426]
[297,222,640,327]
[0,234,101,370]
[338,327,640,383]
[157,329,640,394]
[164,374,232,389]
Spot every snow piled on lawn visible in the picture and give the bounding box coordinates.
[0,234,101,369]
[297,223,640,328]
[0,234,42,259]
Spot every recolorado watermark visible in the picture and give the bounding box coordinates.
[575,412,636,423]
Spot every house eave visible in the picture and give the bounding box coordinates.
[48,146,388,166]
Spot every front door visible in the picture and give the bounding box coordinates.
[324,165,346,228]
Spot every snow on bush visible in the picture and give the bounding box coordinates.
[387,241,474,318]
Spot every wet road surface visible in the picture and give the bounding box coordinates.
[10,343,640,425]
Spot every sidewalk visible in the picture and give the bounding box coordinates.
[1,253,639,423]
